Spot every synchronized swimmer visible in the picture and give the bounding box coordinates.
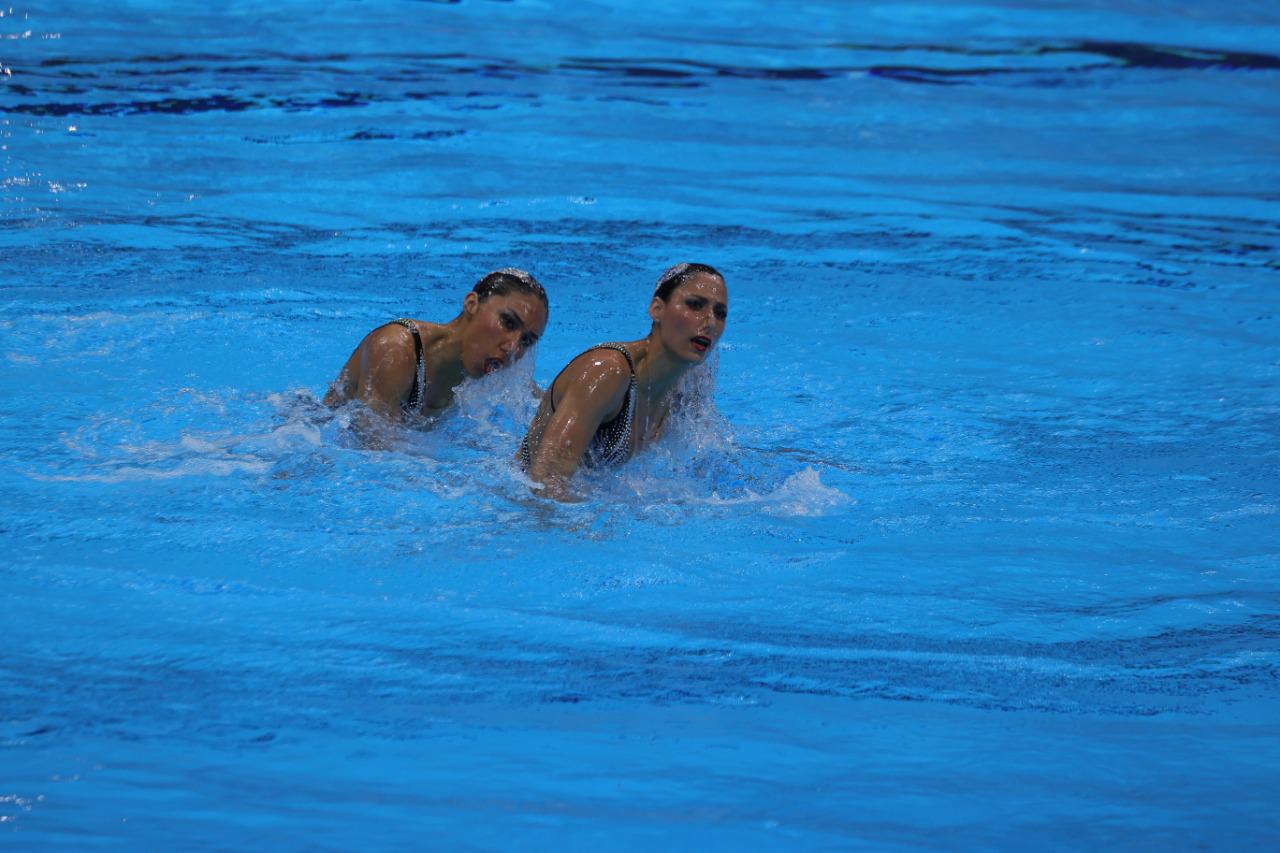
[325,268,549,420]
[518,263,727,497]
[326,262,728,498]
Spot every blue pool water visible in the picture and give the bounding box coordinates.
[3,0,1279,847]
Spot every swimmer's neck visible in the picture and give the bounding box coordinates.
[420,313,470,405]
[634,334,695,399]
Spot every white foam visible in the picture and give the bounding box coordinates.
[757,466,852,517]
[33,390,329,485]
[31,456,272,483]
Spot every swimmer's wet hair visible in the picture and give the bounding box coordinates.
[653,262,723,302]
[473,268,549,312]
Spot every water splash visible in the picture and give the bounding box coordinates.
[448,345,542,451]
[31,398,323,484]
[568,350,853,517]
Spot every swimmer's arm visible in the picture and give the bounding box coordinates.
[323,325,416,422]
[526,355,630,500]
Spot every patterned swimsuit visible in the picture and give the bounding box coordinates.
[391,318,426,415]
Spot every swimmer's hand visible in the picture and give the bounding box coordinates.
[345,408,400,450]
[531,475,585,504]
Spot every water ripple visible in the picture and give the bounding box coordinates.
[5,40,1278,117]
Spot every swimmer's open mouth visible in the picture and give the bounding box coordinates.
[484,357,504,374]
[691,336,711,353]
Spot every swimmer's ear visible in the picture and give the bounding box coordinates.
[463,291,480,316]
[648,296,665,325]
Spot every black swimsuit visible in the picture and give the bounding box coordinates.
[520,344,636,469]
[391,318,426,415]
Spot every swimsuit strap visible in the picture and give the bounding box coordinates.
[391,318,425,414]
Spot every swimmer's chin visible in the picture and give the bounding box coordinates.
[462,357,505,379]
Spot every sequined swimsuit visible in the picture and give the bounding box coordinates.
[520,344,636,469]
[390,318,426,415]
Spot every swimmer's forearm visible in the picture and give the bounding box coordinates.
[525,409,597,493]
[527,443,586,501]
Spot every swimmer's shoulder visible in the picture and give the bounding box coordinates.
[360,318,445,356]
[570,344,636,384]
[551,344,636,410]
[328,320,423,408]
[356,322,415,367]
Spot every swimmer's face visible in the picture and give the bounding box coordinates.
[650,271,728,363]
[461,290,548,378]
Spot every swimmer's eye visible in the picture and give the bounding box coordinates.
[501,312,519,331]
[520,333,538,349]
[684,296,728,321]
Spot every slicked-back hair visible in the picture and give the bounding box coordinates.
[472,268,549,313]
[653,262,723,302]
